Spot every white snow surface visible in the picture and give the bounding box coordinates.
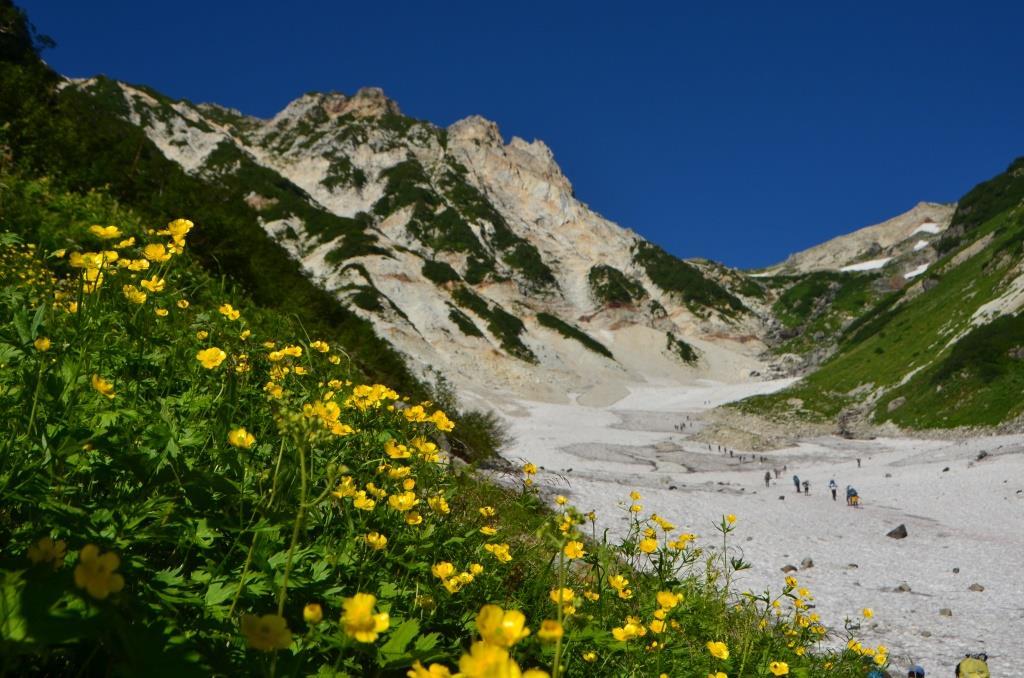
[912,240,930,252]
[912,222,944,236]
[500,379,1024,675]
[840,257,892,272]
[904,263,930,279]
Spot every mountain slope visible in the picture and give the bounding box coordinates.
[66,78,771,402]
[759,201,956,276]
[739,158,1024,429]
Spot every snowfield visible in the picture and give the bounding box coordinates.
[498,379,1024,676]
[840,257,892,272]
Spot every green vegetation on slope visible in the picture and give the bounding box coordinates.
[666,333,700,364]
[632,242,747,316]
[535,312,613,359]
[451,286,536,362]
[738,160,1024,428]
[587,264,646,305]
[769,271,882,354]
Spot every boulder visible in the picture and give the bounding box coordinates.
[887,396,907,412]
[781,564,798,573]
[968,583,985,592]
[895,582,912,593]
[800,557,814,569]
[886,524,908,539]
[939,608,953,617]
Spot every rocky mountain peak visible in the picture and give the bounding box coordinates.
[448,115,503,147]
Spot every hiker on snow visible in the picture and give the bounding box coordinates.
[907,664,925,677]
[955,654,989,677]
[764,471,771,488]
[793,475,801,493]
[829,478,838,501]
[846,485,858,506]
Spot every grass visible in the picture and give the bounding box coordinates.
[768,271,882,355]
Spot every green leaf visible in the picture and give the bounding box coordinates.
[413,632,440,654]
[377,618,419,666]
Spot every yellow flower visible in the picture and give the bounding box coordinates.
[432,562,456,579]
[549,587,574,605]
[611,620,646,641]
[352,491,376,511]
[639,538,658,554]
[122,284,147,304]
[196,330,208,340]
[407,661,453,677]
[196,347,227,369]
[582,651,597,663]
[563,540,585,559]
[311,340,330,353]
[706,641,729,660]
[649,619,666,634]
[656,590,681,610]
[405,511,423,526]
[386,440,412,459]
[303,603,323,624]
[341,593,390,642]
[537,620,563,642]
[428,496,450,514]
[523,462,537,475]
[166,218,194,243]
[555,495,567,505]
[785,576,798,588]
[240,613,292,651]
[484,543,512,563]
[27,536,67,569]
[583,590,600,601]
[470,563,484,575]
[143,243,171,263]
[480,526,498,536]
[227,427,256,449]
[140,275,165,293]
[607,574,629,591]
[708,674,727,678]
[726,513,737,524]
[33,336,51,352]
[630,503,643,513]
[155,308,168,317]
[630,490,641,500]
[73,544,125,599]
[89,224,122,240]
[476,604,531,648]
[479,506,496,518]
[91,374,115,399]
[219,303,241,320]
[388,491,419,512]
[862,608,874,619]
[365,532,388,550]
[113,237,135,249]
[458,640,522,678]
[769,661,789,675]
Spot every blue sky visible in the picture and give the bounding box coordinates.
[21,1,1024,268]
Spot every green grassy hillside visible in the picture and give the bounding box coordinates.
[739,158,1024,428]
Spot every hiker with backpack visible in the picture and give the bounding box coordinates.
[955,654,990,677]
[793,474,801,493]
[907,663,925,677]
[764,471,771,488]
[845,485,859,506]
[829,478,838,501]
